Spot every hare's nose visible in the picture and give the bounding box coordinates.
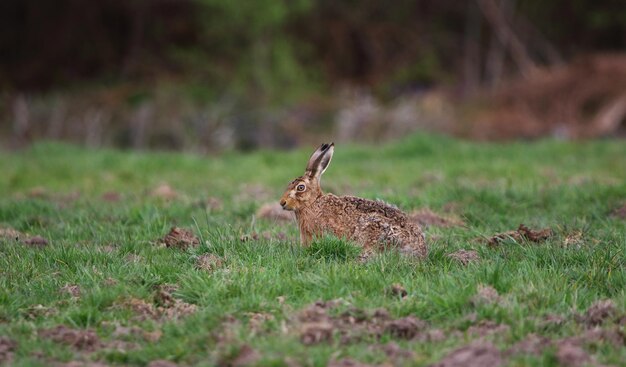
[280,200,286,208]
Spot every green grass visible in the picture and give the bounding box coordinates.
[1,134,625,366]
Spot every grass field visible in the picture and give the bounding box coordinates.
[1,135,626,367]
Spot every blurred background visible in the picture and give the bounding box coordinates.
[1,0,625,152]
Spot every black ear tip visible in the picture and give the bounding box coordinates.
[320,143,329,151]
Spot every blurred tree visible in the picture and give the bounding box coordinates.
[0,0,624,92]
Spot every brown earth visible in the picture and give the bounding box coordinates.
[487,224,552,246]
[150,184,179,200]
[54,361,110,367]
[196,253,224,272]
[246,312,275,334]
[506,333,551,356]
[0,227,23,241]
[470,284,503,306]
[147,360,178,367]
[293,300,445,347]
[161,227,200,249]
[23,304,57,319]
[466,320,510,338]
[39,326,101,351]
[60,284,81,298]
[0,336,17,365]
[610,203,626,219]
[554,339,592,367]
[0,226,49,248]
[386,283,408,298]
[563,230,585,248]
[540,314,567,328]
[218,344,261,367]
[410,209,465,228]
[429,342,503,367]
[378,341,416,361]
[579,299,616,326]
[447,249,480,265]
[113,285,196,321]
[385,316,428,339]
[327,359,380,367]
[101,191,121,202]
[23,235,49,247]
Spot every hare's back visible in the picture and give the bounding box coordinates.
[316,194,407,222]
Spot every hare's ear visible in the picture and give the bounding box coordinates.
[305,142,334,180]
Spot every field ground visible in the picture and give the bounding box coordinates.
[1,135,626,366]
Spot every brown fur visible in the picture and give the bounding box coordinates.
[280,143,426,258]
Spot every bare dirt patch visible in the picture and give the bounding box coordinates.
[378,341,416,360]
[0,227,23,241]
[430,342,503,367]
[150,183,179,200]
[327,359,377,367]
[40,326,100,351]
[60,284,81,298]
[196,253,224,272]
[256,202,295,222]
[219,344,261,367]
[23,304,57,319]
[120,298,159,320]
[386,283,408,298]
[555,339,591,367]
[487,224,552,246]
[193,197,224,211]
[471,284,503,306]
[447,249,479,265]
[610,203,626,219]
[466,320,510,337]
[160,227,199,249]
[54,361,110,367]
[579,299,616,326]
[410,208,465,228]
[110,324,141,339]
[0,336,17,365]
[114,286,196,322]
[246,312,275,334]
[563,230,585,248]
[103,278,118,286]
[124,253,143,263]
[299,322,334,345]
[154,284,197,319]
[147,360,178,367]
[385,316,428,339]
[507,333,551,356]
[23,235,49,247]
[293,300,440,346]
[101,191,121,202]
[581,327,626,347]
[540,314,567,328]
[1,227,49,248]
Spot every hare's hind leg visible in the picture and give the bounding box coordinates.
[355,215,426,258]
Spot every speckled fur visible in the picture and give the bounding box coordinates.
[280,143,426,258]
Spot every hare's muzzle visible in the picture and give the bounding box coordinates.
[280,199,287,209]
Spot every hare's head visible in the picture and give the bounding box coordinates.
[280,143,334,211]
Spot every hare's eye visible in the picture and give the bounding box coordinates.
[296,184,306,192]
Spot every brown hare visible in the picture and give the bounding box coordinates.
[279,143,427,258]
